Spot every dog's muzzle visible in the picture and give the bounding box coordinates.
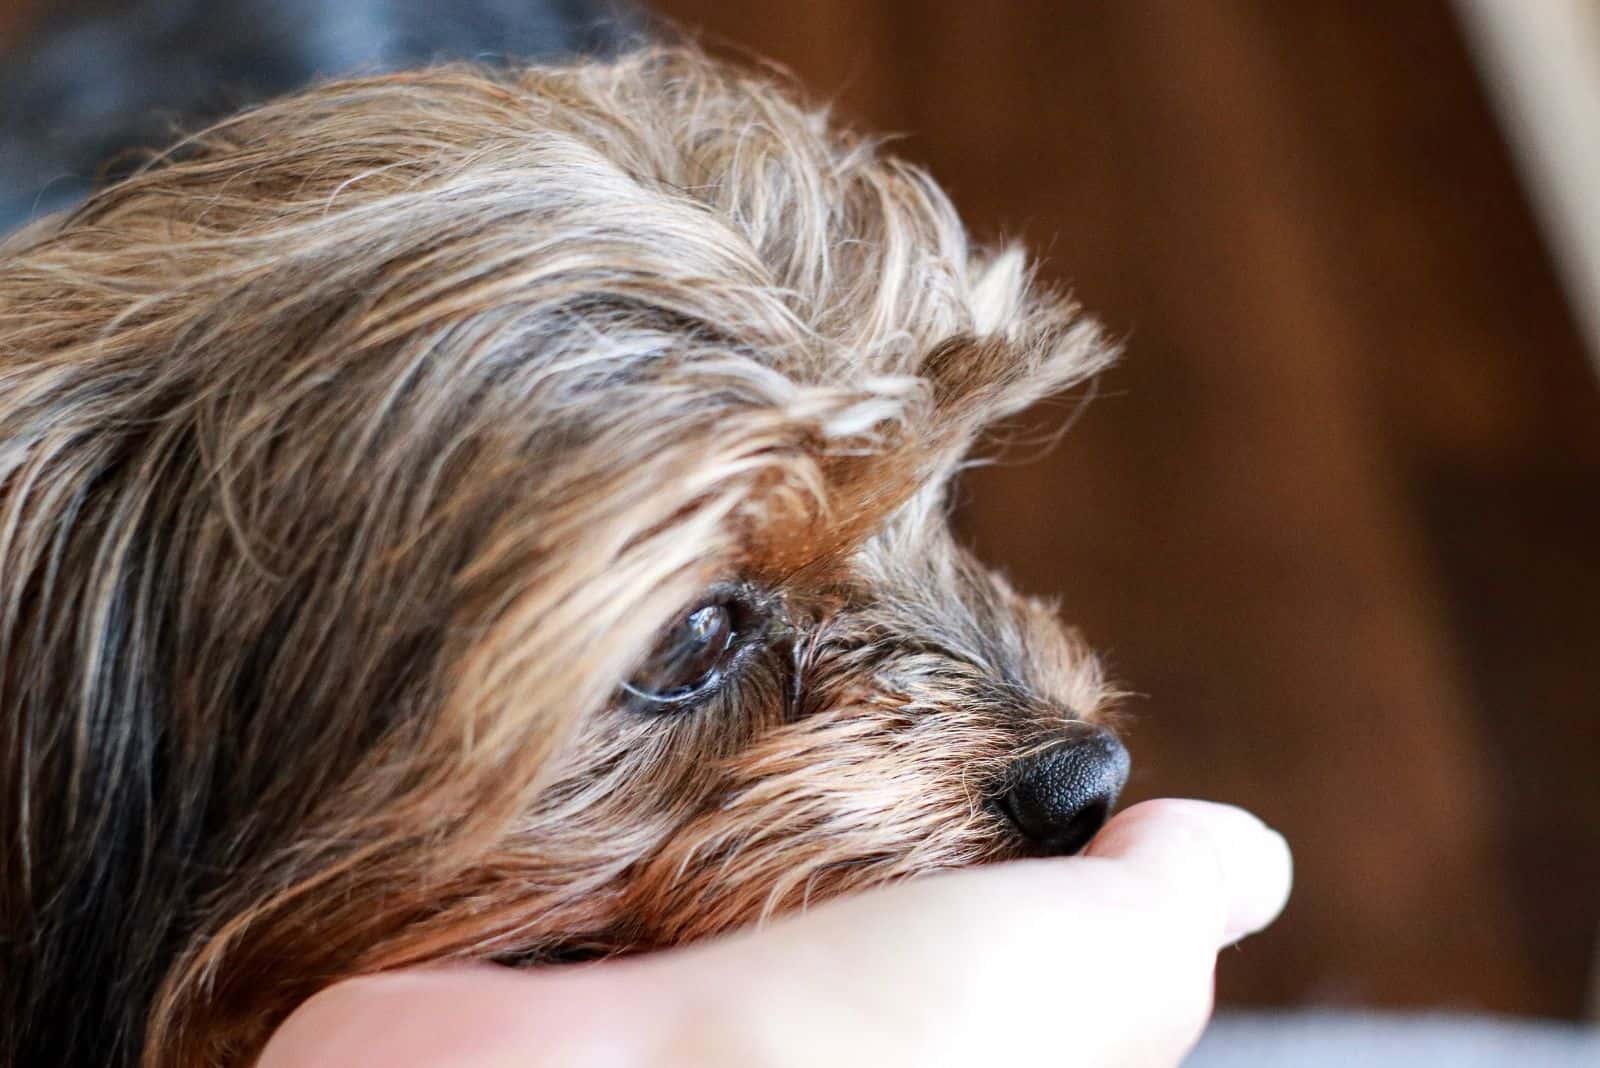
[999,725,1130,856]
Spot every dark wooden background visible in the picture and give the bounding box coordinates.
[5,0,1598,1022]
[645,0,1600,1020]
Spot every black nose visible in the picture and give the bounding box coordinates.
[1000,727,1130,856]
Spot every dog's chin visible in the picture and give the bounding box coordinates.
[493,830,1032,971]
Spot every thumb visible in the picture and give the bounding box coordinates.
[1019,798,1292,1068]
[1086,798,1293,948]
[681,797,1295,1068]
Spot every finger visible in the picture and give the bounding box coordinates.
[664,799,1293,1068]
[1086,799,1293,947]
[257,964,642,1068]
[1031,799,1292,1066]
[261,801,1295,1068]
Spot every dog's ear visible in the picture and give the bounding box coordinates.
[918,246,1115,466]
[763,256,1110,574]
[969,246,1036,340]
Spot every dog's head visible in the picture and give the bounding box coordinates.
[0,49,1122,1066]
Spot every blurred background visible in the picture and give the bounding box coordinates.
[3,0,1597,1053]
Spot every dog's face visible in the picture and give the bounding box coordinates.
[0,50,1122,1066]
[498,489,1125,958]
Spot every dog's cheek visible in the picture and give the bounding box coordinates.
[616,698,1024,945]
[360,674,803,963]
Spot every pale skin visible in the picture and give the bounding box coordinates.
[260,799,1292,1068]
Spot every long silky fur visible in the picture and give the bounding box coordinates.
[0,48,1115,1067]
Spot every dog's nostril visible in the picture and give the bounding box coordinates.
[1000,727,1130,856]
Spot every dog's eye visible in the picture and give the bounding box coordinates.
[624,602,740,708]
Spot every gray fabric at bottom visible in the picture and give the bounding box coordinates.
[1187,1011,1600,1067]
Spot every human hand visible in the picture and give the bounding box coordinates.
[260,798,1292,1067]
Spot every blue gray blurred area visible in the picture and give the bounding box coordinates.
[0,0,640,233]
[1188,1011,1600,1067]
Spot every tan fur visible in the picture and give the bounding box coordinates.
[0,48,1116,1067]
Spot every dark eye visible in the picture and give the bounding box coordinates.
[624,601,742,708]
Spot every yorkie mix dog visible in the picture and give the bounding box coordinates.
[1,49,1128,1067]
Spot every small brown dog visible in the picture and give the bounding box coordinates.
[0,48,1126,1067]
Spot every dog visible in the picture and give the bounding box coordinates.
[0,48,1127,1067]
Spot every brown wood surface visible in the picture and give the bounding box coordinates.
[651,0,1600,1019]
[5,0,1597,1021]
